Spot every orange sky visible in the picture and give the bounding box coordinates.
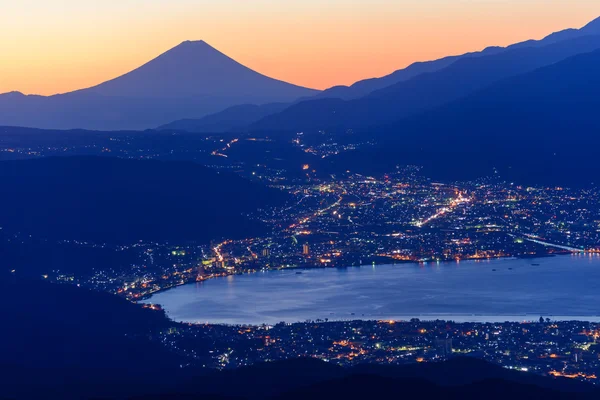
[1,1,600,95]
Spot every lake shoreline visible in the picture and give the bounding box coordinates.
[143,253,600,326]
[169,314,600,327]
[137,252,569,302]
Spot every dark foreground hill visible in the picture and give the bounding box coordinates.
[0,156,288,243]
[333,48,600,186]
[269,375,587,400]
[164,356,596,400]
[0,277,181,399]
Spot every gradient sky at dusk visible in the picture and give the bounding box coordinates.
[2,1,600,95]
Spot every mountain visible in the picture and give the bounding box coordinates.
[0,41,318,130]
[84,41,314,100]
[0,156,288,243]
[310,16,600,101]
[509,15,600,49]
[332,48,600,186]
[159,102,289,133]
[252,20,600,133]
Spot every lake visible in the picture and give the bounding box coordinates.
[142,254,600,325]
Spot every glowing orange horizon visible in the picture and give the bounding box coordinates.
[1,1,599,96]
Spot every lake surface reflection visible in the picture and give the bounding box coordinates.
[143,255,600,325]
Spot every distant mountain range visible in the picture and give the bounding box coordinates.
[308,16,600,101]
[251,17,600,133]
[332,48,600,186]
[0,41,318,130]
[167,16,600,134]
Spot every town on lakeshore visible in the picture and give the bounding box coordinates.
[151,318,600,382]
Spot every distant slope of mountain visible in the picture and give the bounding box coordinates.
[309,16,600,101]
[252,32,600,133]
[0,41,318,131]
[0,156,288,242]
[309,50,500,102]
[159,102,289,133]
[333,49,600,186]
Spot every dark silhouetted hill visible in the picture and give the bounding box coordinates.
[332,48,600,186]
[0,277,182,399]
[0,41,318,130]
[159,103,289,133]
[351,357,594,393]
[0,156,288,243]
[139,357,598,400]
[252,33,600,133]
[273,375,586,400]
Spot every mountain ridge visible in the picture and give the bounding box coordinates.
[251,32,600,133]
[331,48,600,186]
[308,15,600,101]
